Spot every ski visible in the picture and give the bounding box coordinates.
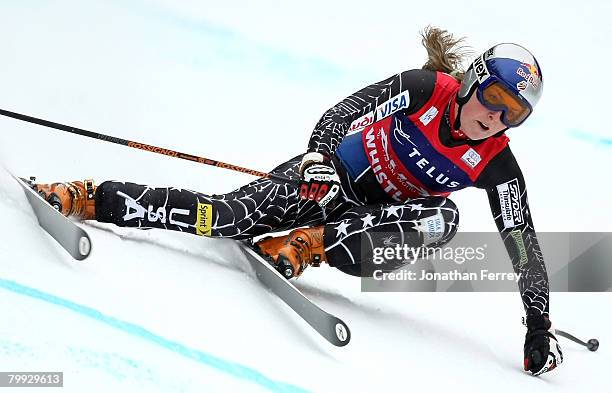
[12,175,348,343]
[238,242,351,347]
[14,175,92,260]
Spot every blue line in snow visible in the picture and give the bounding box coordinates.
[569,130,612,146]
[0,278,309,393]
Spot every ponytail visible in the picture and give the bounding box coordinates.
[420,26,472,82]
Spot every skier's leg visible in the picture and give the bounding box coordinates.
[31,155,326,240]
[324,196,459,276]
[94,156,328,239]
[94,180,285,239]
[252,155,367,278]
[253,196,458,278]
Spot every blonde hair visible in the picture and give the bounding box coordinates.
[420,26,472,82]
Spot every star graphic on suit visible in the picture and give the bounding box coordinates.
[410,203,423,211]
[361,213,375,229]
[385,205,402,218]
[334,221,351,238]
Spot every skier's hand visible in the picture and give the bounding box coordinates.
[298,152,340,208]
[523,311,563,376]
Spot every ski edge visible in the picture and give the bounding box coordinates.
[13,175,92,260]
[239,242,351,347]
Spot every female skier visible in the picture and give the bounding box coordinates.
[30,27,562,376]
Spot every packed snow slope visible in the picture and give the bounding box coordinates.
[0,167,610,393]
[1,1,611,392]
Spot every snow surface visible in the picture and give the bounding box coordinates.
[1,1,611,392]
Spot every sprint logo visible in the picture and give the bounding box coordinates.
[196,203,213,236]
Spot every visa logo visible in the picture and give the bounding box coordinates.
[376,91,410,119]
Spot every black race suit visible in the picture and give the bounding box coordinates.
[94,69,549,317]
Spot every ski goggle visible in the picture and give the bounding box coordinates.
[476,79,533,127]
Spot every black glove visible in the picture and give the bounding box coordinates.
[298,152,340,208]
[523,311,563,376]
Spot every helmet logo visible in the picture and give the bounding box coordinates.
[473,55,490,83]
[516,80,528,91]
[516,63,540,89]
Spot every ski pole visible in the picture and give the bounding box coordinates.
[0,108,296,184]
[555,329,599,351]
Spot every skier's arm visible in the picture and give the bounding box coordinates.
[307,69,436,158]
[475,147,550,316]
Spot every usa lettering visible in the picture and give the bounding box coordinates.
[118,191,190,228]
[145,205,190,227]
[148,206,166,222]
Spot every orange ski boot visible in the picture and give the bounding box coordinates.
[255,226,327,279]
[27,177,97,220]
